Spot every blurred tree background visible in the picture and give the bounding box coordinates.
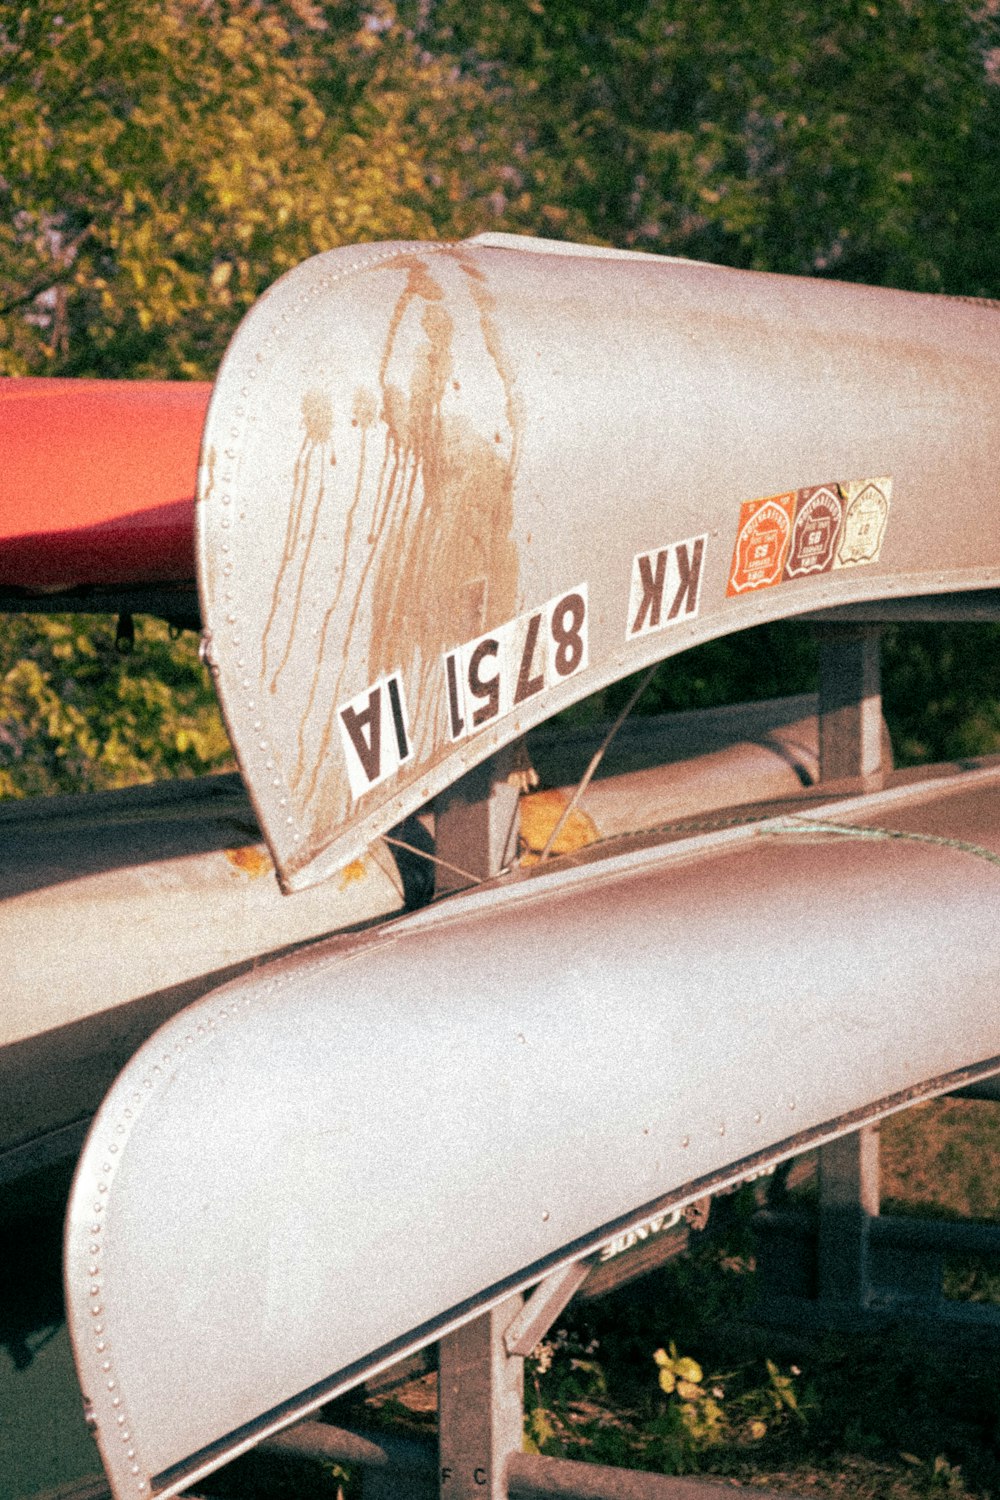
[2,0,999,795]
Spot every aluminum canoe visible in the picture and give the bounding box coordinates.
[65,761,1000,1499]
[196,232,1000,891]
[0,694,829,1181]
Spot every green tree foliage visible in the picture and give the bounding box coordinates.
[0,615,232,797]
[415,0,1000,294]
[0,0,501,378]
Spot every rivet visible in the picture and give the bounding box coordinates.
[93,1202,103,1213]
[112,1396,122,1408]
[221,517,230,529]
[107,1379,116,1391]
[718,1123,726,1136]
[110,1144,118,1154]
[681,1136,690,1148]
[124,1109,132,1119]
[97,1341,107,1352]
[89,1264,98,1275]
[103,1163,111,1173]
[98,1183,108,1194]
[788,1100,796,1110]
[754,1111,762,1123]
[541,1210,550,1222]
[91,1284,100,1296]
[92,1303,102,1315]
[94,1324,104,1335]
[116,1412,125,1425]
[90,1245,100,1255]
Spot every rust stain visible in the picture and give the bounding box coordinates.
[336,857,367,889]
[269,248,523,835]
[292,385,381,789]
[261,389,335,691]
[518,790,599,864]
[307,247,524,816]
[199,444,216,504]
[224,844,273,879]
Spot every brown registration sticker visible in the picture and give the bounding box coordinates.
[726,491,796,595]
[784,483,844,579]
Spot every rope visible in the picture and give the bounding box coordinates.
[537,665,659,864]
[764,815,1000,870]
[381,834,482,888]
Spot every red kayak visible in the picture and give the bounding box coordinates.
[0,377,209,594]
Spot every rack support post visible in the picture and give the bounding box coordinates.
[438,1296,526,1500]
[817,623,884,788]
[817,1124,880,1306]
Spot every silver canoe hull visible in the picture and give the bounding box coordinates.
[197,233,1000,890]
[65,763,1000,1499]
[1,695,827,1179]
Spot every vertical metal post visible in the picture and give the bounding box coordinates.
[817,624,884,788]
[817,1124,880,1306]
[434,754,520,896]
[438,1297,525,1500]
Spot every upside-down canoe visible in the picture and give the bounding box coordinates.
[40,231,1000,1498]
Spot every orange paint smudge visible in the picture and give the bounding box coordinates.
[225,845,273,879]
[337,857,367,889]
[518,790,599,864]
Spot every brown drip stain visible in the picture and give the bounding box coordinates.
[274,250,522,832]
[261,390,335,692]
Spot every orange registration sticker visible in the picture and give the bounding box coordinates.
[726,491,796,596]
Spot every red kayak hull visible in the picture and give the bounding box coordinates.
[1,378,208,592]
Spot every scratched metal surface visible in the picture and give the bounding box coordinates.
[196,234,1000,892]
[65,763,1000,1500]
